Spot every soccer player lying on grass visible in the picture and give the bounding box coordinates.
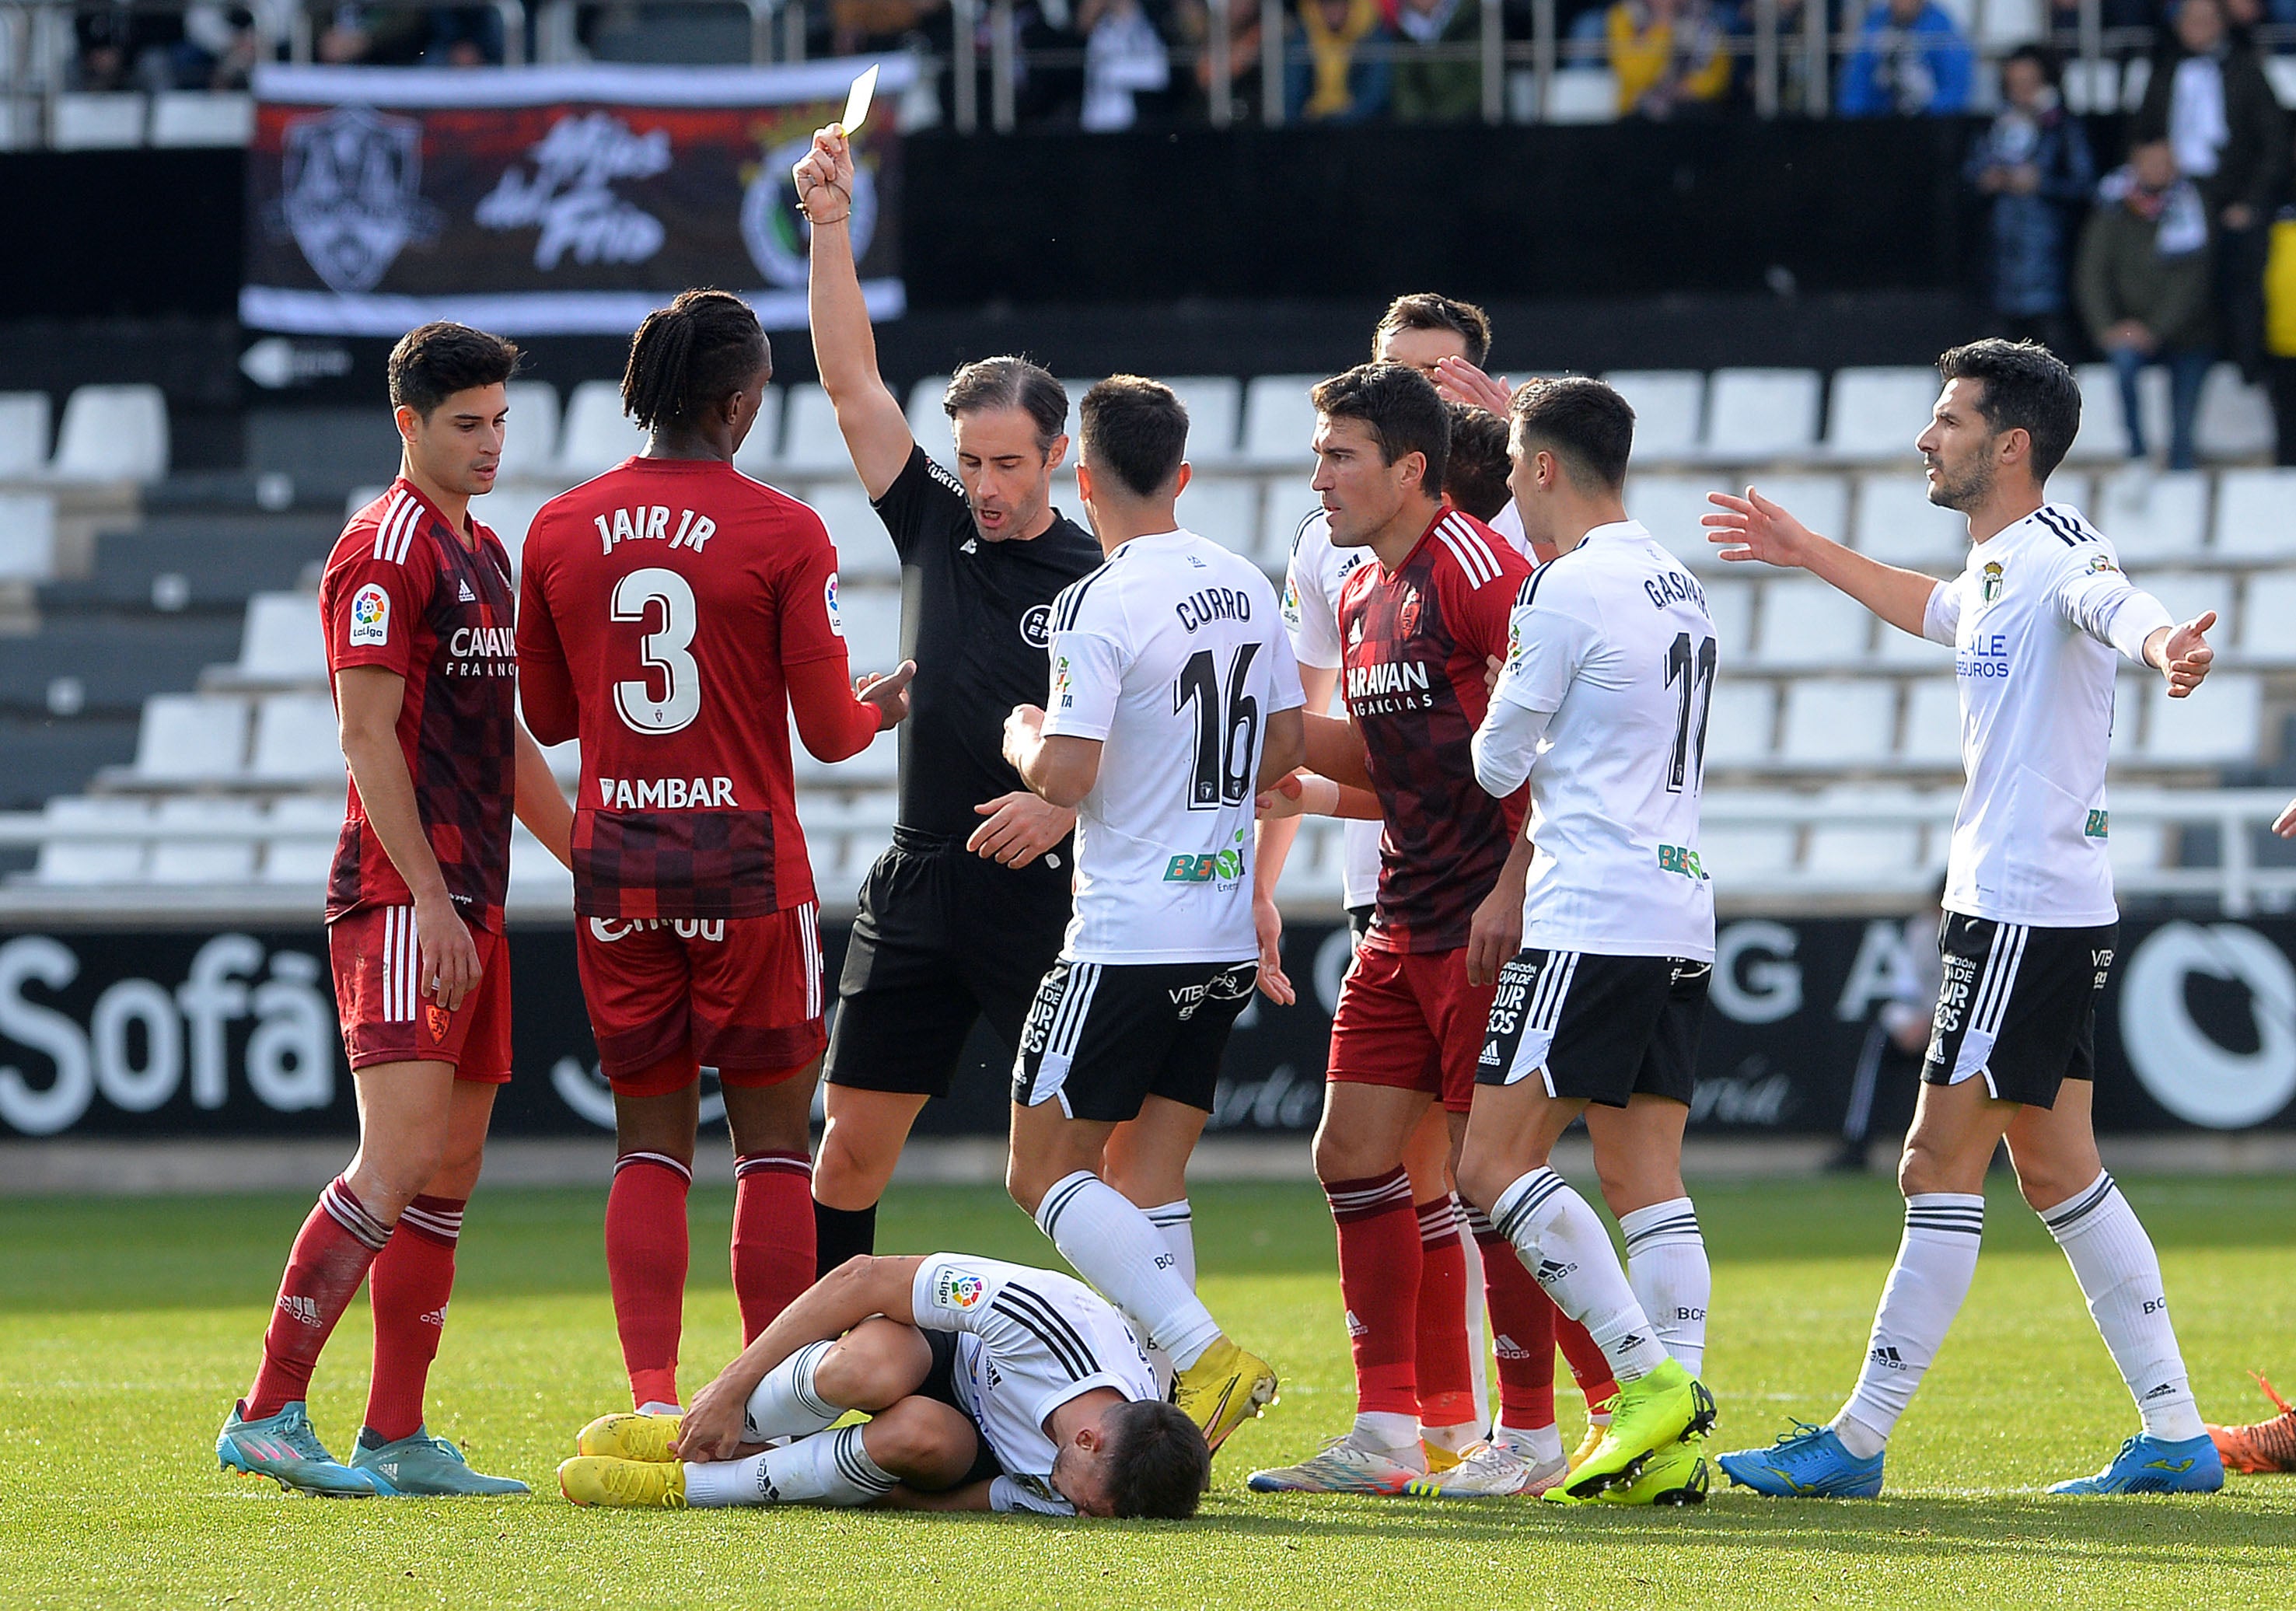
[558,1253,1210,1518]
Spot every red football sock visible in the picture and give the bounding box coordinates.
[1414,1195,1477,1432]
[606,1151,692,1411]
[246,1176,392,1420]
[1470,1204,1557,1430]
[1326,1167,1421,1419]
[732,1149,816,1344]
[1558,1310,1620,1410]
[363,1193,463,1443]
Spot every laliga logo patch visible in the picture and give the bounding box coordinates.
[824,571,844,638]
[348,583,391,647]
[936,1269,987,1309]
[1021,603,1053,648]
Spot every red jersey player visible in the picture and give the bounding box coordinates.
[218,322,574,1498]
[517,290,912,1418]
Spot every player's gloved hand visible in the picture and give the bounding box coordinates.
[414,889,481,1012]
[968,791,1075,868]
[792,124,855,226]
[1431,355,1515,416]
[2148,612,2215,699]
[1703,487,1819,568]
[856,659,917,728]
[1253,896,1295,1005]
[670,1373,751,1465]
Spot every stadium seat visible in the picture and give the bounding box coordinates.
[1698,819,1796,875]
[1603,372,1704,463]
[1735,473,1852,546]
[150,796,260,884]
[1544,68,1621,123]
[834,585,904,671]
[1853,476,1966,566]
[49,93,145,149]
[1161,376,1243,461]
[1805,819,1924,881]
[1239,375,1327,467]
[230,592,327,685]
[1975,0,2041,47]
[2118,55,2153,112]
[2092,467,2207,562]
[477,482,552,575]
[1702,369,1822,462]
[0,392,51,476]
[1704,680,1775,766]
[2195,363,2275,461]
[729,386,788,482]
[812,485,900,582]
[780,383,858,477]
[1753,577,1872,666]
[2106,817,2168,879]
[130,694,250,782]
[794,724,898,788]
[1779,679,1897,764]
[1703,576,1754,659]
[1823,368,1941,463]
[0,492,57,582]
[2236,570,2296,662]
[2267,55,2296,110]
[149,91,255,147]
[1177,476,1262,558]
[1256,486,1317,570]
[2067,362,2165,464]
[259,795,340,886]
[2140,571,2227,638]
[1872,617,1955,666]
[1623,475,1722,563]
[33,795,149,884]
[905,376,958,470]
[555,380,648,480]
[2062,56,2120,115]
[51,384,168,482]
[1900,677,1962,765]
[538,737,579,786]
[248,693,346,784]
[494,380,561,482]
[2212,469,2296,560]
[2141,672,2260,764]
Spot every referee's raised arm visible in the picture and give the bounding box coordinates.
[795,124,914,500]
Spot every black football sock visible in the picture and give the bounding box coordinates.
[813,1201,878,1280]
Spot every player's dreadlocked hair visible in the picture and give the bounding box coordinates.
[620,288,771,435]
[1099,1400,1210,1520]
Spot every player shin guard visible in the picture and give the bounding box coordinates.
[362,1193,463,1443]
[1323,1167,1422,1421]
[1036,1171,1221,1368]
[1836,1192,1983,1455]
[606,1151,692,1413]
[813,1201,878,1281]
[1489,1168,1669,1383]
[1414,1195,1477,1438]
[1144,1200,1197,1288]
[686,1424,896,1509]
[1467,1202,1557,1431]
[2040,1172,2204,1442]
[742,1339,843,1442]
[1620,1197,1710,1375]
[246,1175,393,1419]
[732,1149,816,1344]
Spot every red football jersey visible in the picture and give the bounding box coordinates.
[320,477,519,932]
[517,456,850,921]
[1337,507,1532,955]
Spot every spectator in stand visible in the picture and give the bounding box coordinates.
[2078,139,2217,470]
[1607,0,1730,118]
[1287,0,1393,121]
[1080,0,1173,128]
[2133,0,2287,381]
[2269,199,2296,463]
[1836,0,1973,116]
[1966,45,2095,354]
[1389,0,1480,121]
[1173,0,1265,121]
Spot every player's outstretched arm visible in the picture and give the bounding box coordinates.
[1299,711,1375,790]
[1256,705,1307,793]
[2143,610,2215,699]
[798,126,914,500]
[511,721,573,870]
[1704,487,1938,639]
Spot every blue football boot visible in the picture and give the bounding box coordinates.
[1715,1422,1885,1498]
[2048,1433,2224,1495]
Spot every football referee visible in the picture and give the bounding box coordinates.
[793,124,1105,1273]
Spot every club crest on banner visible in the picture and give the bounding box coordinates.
[277,106,439,293]
[743,133,879,289]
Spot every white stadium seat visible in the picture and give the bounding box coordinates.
[1976,0,2042,47]
[1163,376,1243,461]
[2195,363,2275,461]
[834,585,904,671]
[811,485,900,583]
[1698,821,1796,875]
[1544,68,1621,123]
[2106,817,2168,878]
[1873,617,1955,666]
[905,376,958,470]
[2237,571,2296,662]
[0,493,58,582]
[248,694,346,784]
[149,90,255,147]
[50,93,145,149]
[150,796,260,884]
[778,384,856,477]
[0,392,51,476]
[1604,372,1704,463]
[1779,679,1897,764]
[1178,477,1262,558]
[555,380,648,479]
[2067,361,2165,464]
[2138,571,2227,639]
[51,384,168,482]
[494,380,561,482]
[232,592,327,684]
[260,795,341,886]
[1702,369,1821,463]
[1900,676,1962,766]
[2141,673,2260,765]
[729,386,788,482]
[2092,467,2207,563]
[2213,469,2296,560]
[1853,476,1966,567]
[1805,820,1924,880]
[477,482,551,577]
[1257,487,1318,571]
[33,796,149,884]
[1702,577,1754,660]
[1623,475,1723,564]
[1704,681,1776,767]
[1824,367,1939,462]
[795,724,899,788]
[1753,578,1871,667]
[1238,375,1326,467]
[131,694,250,782]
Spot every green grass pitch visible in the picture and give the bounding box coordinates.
[5,1172,2295,1609]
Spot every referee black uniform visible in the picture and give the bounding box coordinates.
[823,443,1103,1151]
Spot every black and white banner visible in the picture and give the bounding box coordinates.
[4,915,2294,1139]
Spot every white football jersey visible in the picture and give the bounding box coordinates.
[1921,501,2172,928]
[1484,519,1717,961]
[1281,504,1533,910]
[908,1253,1158,1515]
[1043,529,1306,964]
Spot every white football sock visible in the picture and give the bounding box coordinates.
[2039,1172,2204,1442]
[683,1424,896,1509]
[1036,1172,1222,1368]
[742,1339,841,1443]
[1494,1421,1565,1466]
[1351,1410,1423,1454]
[635,1400,683,1417]
[1489,1168,1669,1383]
[1620,1197,1710,1376]
[1835,1192,1983,1455]
[1142,1199,1197,1288]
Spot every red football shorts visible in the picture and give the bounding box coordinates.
[575,903,827,1096]
[328,904,512,1082]
[1326,944,1494,1114]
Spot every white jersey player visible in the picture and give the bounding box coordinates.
[999,378,1306,1459]
[1704,340,2224,1500]
[561,1253,1211,1518]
